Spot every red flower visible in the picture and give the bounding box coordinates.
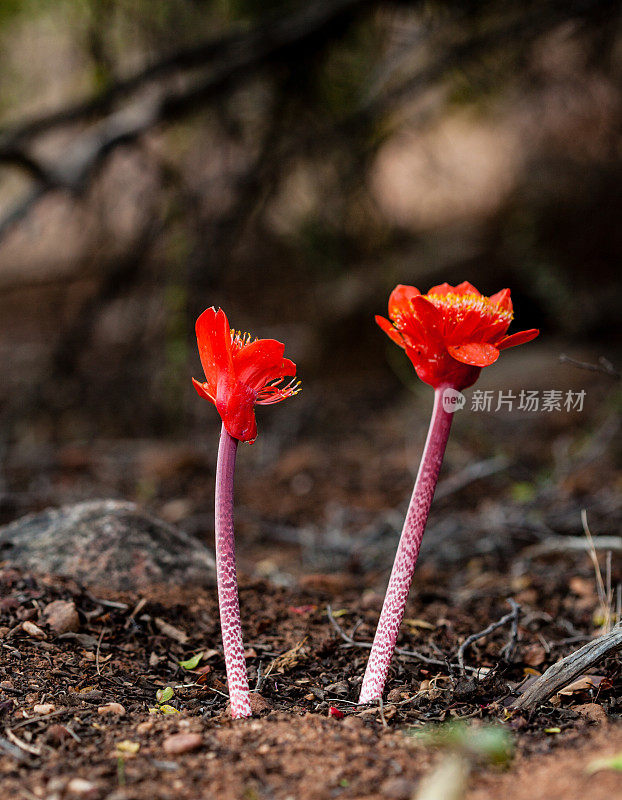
[376,281,539,390]
[193,307,300,442]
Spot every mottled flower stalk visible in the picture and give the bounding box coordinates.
[215,424,252,719]
[361,280,538,701]
[193,306,300,717]
[359,385,454,704]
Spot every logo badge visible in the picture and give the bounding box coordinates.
[442,388,466,413]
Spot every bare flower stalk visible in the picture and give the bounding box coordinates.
[215,425,252,718]
[359,385,454,703]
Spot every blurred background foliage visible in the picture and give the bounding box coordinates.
[0,0,620,448]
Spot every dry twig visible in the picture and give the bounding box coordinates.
[457,600,520,674]
[512,624,622,710]
[582,510,613,633]
[521,535,622,559]
[4,727,42,757]
[559,354,620,380]
[326,606,480,674]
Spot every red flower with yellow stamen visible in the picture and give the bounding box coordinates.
[192,306,300,718]
[192,307,300,443]
[359,280,539,705]
[376,281,539,390]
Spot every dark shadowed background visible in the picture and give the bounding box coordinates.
[0,0,620,580]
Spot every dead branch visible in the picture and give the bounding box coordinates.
[457,600,520,674]
[0,0,370,186]
[0,735,31,763]
[511,624,622,710]
[521,535,622,559]
[559,354,620,380]
[434,456,508,501]
[4,727,42,757]
[501,599,521,661]
[326,605,480,674]
[0,0,373,238]
[0,0,616,243]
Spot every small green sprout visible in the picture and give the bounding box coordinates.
[410,721,513,766]
[410,722,514,800]
[179,652,203,670]
[587,753,622,773]
[156,686,174,704]
[149,685,178,714]
[158,704,179,715]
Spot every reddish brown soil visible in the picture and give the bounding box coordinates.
[0,557,619,800]
[1,350,620,799]
[467,727,622,800]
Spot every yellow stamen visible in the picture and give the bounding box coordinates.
[230,329,256,351]
[425,292,513,323]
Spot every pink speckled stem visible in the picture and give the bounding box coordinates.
[215,425,252,718]
[359,385,455,704]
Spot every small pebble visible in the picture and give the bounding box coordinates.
[249,693,273,714]
[574,703,608,724]
[44,599,80,635]
[380,777,414,800]
[325,680,349,696]
[22,620,46,639]
[224,693,272,718]
[66,777,98,798]
[33,703,56,715]
[387,687,409,703]
[97,702,126,716]
[46,724,72,745]
[162,732,203,755]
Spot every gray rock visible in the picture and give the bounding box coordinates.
[0,500,215,591]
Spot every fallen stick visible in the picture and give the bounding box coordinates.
[522,535,622,559]
[512,624,622,710]
[326,606,482,674]
[457,599,520,674]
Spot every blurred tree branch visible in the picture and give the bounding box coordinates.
[0,0,374,222]
[0,0,619,433]
[0,0,617,244]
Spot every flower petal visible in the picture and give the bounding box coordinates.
[489,288,513,313]
[410,295,443,332]
[426,282,453,296]
[195,307,234,395]
[375,315,406,348]
[429,281,481,297]
[233,339,294,392]
[218,382,258,442]
[448,342,500,366]
[388,284,420,320]
[497,328,540,350]
[453,281,481,296]
[192,377,215,404]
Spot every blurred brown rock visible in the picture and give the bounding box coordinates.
[162,732,203,755]
[574,703,608,724]
[0,500,215,592]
